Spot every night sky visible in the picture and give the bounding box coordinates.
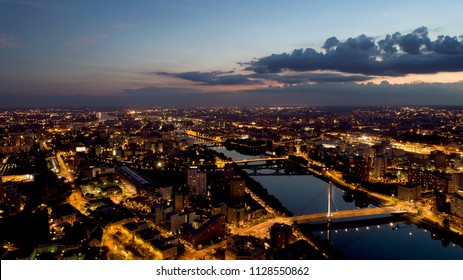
[1,0,462,107]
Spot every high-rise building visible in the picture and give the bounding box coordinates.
[450,193,463,218]
[195,171,207,196]
[175,193,190,210]
[397,184,422,201]
[160,185,173,201]
[223,164,235,181]
[227,205,245,224]
[452,173,463,192]
[230,177,246,205]
[187,168,197,187]
[373,155,387,178]
[270,223,292,250]
[166,211,180,233]
[408,168,452,193]
[305,109,310,124]
[187,167,207,196]
[350,155,370,183]
[431,150,448,171]
[152,204,163,224]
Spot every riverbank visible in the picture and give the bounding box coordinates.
[406,214,463,244]
[296,160,392,206]
[235,164,294,217]
[208,146,294,217]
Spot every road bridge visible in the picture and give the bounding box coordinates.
[233,157,288,164]
[234,206,412,239]
[288,206,410,224]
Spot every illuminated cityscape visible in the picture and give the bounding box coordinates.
[1,1,463,261]
[1,106,462,260]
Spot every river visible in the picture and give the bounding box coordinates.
[210,146,463,260]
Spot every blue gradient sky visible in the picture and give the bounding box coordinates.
[1,0,462,107]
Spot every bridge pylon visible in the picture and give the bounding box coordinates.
[327,181,333,242]
[327,181,332,221]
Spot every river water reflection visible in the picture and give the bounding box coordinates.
[211,146,463,259]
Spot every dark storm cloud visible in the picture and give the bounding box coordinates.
[322,36,340,51]
[431,35,463,55]
[246,27,463,76]
[157,71,263,85]
[253,72,372,84]
[158,70,372,86]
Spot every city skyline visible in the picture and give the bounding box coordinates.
[1,0,463,107]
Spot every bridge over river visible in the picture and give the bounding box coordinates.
[234,206,412,238]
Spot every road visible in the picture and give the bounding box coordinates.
[68,192,88,216]
[232,157,287,164]
[178,240,227,260]
[245,187,276,214]
[292,206,410,223]
[56,152,75,186]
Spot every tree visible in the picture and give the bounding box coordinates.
[417,208,423,216]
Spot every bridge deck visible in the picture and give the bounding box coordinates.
[288,207,410,223]
[233,157,288,163]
